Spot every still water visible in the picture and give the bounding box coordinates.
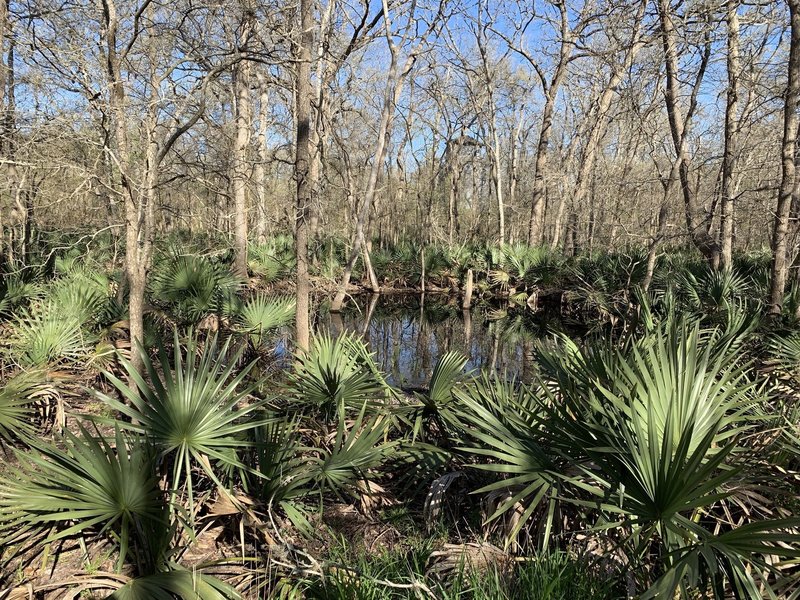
[306,293,569,388]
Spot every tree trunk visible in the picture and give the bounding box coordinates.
[769,0,800,314]
[294,0,313,350]
[231,37,252,279]
[529,94,556,247]
[720,0,740,269]
[330,26,413,311]
[254,82,269,243]
[657,0,720,263]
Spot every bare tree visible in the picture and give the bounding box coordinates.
[294,0,314,350]
[769,0,800,314]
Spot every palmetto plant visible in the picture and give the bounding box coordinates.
[453,373,564,547]
[150,253,243,324]
[544,321,800,597]
[408,351,468,441]
[0,274,39,318]
[0,425,166,573]
[95,330,266,518]
[677,265,753,315]
[0,370,56,445]
[290,332,388,416]
[312,403,397,501]
[248,236,296,282]
[459,318,800,597]
[46,268,112,325]
[9,302,97,367]
[109,569,239,600]
[236,294,295,348]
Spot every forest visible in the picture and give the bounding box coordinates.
[2,0,800,597]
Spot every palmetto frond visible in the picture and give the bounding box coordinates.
[150,253,243,323]
[94,330,266,519]
[290,332,388,415]
[9,302,96,367]
[0,370,58,444]
[109,568,239,600]
[236,294,294,347]
[0,425,166,572]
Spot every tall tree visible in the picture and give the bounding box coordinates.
[294,0,313,350]
[769,0,800,314]
[657,0,720,265]
[720,0,741,268]
[231,6,254,278]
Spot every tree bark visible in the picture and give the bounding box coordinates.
[330,1,418,312]
[769,0,800,314]
[721,0,740,269]
[231,17,253,278]
[294,0,313,350]
[657,0,720,263]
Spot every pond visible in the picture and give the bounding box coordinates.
[302,293,574,388]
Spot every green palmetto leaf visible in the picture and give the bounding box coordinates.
[0,424,166,572]
[313,403,396,498]
[0,371,48,444]
[454,374,566,547]
[409,351,469,442]
[93,329,266,520]
[10,302,96,367]
[539,318,787,597]
[424,352,468,410]
[236,294,295,347]
[45,269,111,325]
[290,332,387,416]
[642,518,800,600]
[0,274,39,317]
[249,414,315,505]
[109,568,240,600]
[150,253,243,323]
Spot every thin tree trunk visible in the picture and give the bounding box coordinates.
[331,12,416,311]
[658,0,720,263]
[231,23,253,278]
[721,0,740,269]
[294,0,313,350]
[571,0,647,230]
[254,82,269,243]
[770,0,800,314]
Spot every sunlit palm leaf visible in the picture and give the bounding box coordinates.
[0,425,165,571]
[94,329,266,519]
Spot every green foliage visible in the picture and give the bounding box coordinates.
[0,371,53,444]
[150,252,243,323]
[290,332,388,415]
[0,274,40,318]
[460,317,800,597]
[313,403,396,499]
[249,235,295,281]
[8,302,97,367]
[0,425,166,572]
[94,330,265,517]
[109,569,239,600]
[236,294,295,347]
[409,351,469,441]
[454,374,562,546]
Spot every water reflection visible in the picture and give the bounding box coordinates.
[315,294,565,387]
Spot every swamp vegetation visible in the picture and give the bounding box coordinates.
[1,234,800,598]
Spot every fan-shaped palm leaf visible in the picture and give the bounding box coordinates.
[237,295,295,347]
[0,371,55,444]
[290,332,387,415]
[150,254,243,323]
[94,330,265,519]
[10,303,95,367]
[109,569,239,600]
[0,425,166,572]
